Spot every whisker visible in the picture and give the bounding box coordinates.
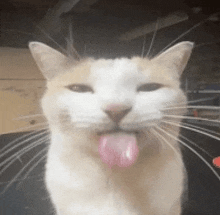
[1,28,35,37]
[0,173,44,185]
[180,121,220,139]
[156,126,220,181]
[3,20,78,57]
[141,35,147,58]
[1,148,48,194]
[156,12,219,57]
[178,133,213,158]
[0,136,49,170]
[17,149,48,189]
[187,97,216,104]
[65,23,81,60]
[162,119,220,143]
[147,17,159,57]
[156,21,203,56]
[151,127,182,163]
[195,39,220,48]
[163,114,220,125]
[161,119,216,157]
[0,129,41,152]
[35,25,68,55]
[0,122,49,136]
[163,105,220,111]
[161,97,216,111]
[0,130,49,159]
[0,138,48,189]
[13,114,45,121]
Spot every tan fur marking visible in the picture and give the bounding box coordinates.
[132,57,180,88]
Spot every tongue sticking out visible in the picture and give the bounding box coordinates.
[98,132,139,168]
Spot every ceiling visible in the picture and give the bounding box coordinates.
[1,0,220,86]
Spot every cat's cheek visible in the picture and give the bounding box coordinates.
[158,89,185,107]
[57,93,97,113]
[136,94,162,114]
[41,94,60,122]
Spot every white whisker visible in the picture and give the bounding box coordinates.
[157,126,220,181]
[151,127,182,163]
[156,21,204,57]
[164,97,216,109]
[178,133,213,158]
[1,130,40,151]
[0,130,48,158]
[163,114,220,124]
[0,136,48,170]
[1,28,34,37]
[0,174,44,185]
[17,149,48,188]
[161,120,215,157]
[180,121,220,139]
[35,25,69,56]
[187,97,216,104]
[66,23,81,60]
[141,35,147,58]
[0,122,49,136]
[156,12,219,57]
[162,119,220,142]
[163,105,220,111]
[14,114,45,120]
[1,148,48,194]
[0,129,49,153]
[195,39,220,48]
[147,17,159,57]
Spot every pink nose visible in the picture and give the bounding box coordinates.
[104,104,132,123]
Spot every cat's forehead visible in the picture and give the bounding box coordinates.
[89,58,145,81]
[50,57,176,87]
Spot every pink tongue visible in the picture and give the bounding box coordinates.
[98,132,139,168]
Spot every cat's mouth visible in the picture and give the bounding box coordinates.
[97,128,139,136]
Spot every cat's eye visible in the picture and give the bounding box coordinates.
[67,84,94,93]
[137,83,163,92]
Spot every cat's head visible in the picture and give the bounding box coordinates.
[29,41,193,136]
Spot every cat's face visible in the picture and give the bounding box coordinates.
[29,41,193,136]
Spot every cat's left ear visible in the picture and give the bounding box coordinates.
[29,42,71,80]
[152,41,194,76]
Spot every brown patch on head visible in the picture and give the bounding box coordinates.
[131,57,180,88]
[47,58,93,92]
[132,42,193,89]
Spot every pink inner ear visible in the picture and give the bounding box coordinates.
[98,133,139,168]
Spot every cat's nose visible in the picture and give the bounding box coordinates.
[104,105,132,124]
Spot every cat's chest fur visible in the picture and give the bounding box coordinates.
[45,130,183,215]
[29,41,193,214]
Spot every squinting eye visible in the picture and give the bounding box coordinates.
[67,84,94,93]
[137,83,163,92]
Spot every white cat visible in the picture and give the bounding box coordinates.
[29,41,193,215]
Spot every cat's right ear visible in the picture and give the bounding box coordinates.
[29,42,70,80]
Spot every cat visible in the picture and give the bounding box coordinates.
[27,40,193,215]
[1,9,220,214]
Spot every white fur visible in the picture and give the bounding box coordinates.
[29,41,194,214]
